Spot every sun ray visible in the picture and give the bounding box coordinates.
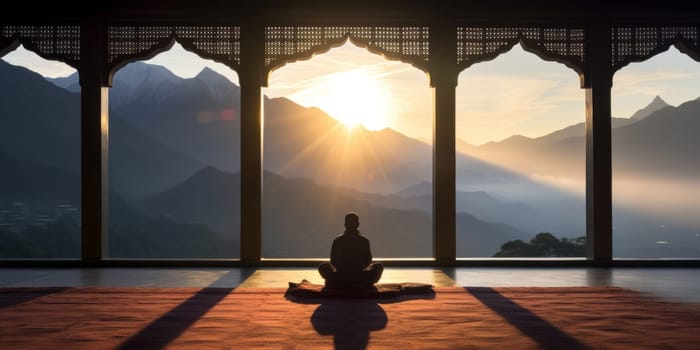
[354,127,392,190]
[276,122,347,174]
[329,129,355,206]
[313,69,390,131]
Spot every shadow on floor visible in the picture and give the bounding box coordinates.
[117,269,253,350]
[0,287,70,309]
[312,301,387,350]
[466,287,589,350]
[287,285,435,350]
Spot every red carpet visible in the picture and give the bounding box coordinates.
[0,286,698,349]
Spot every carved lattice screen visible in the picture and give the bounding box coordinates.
[0,25,80,68]
[612,26,700,71]
[264,26,430,72]
[107,26,241,74]
[456,27,585,73]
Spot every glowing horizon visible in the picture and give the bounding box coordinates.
[286,68,392,131]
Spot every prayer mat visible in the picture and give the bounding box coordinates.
[286,279,435,298]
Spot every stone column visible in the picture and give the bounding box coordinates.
[431,21,458,265]
[239,22,265,265]
[584,22,613,262]
[79,19,109,263]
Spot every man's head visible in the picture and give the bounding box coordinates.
[344,212,360,230]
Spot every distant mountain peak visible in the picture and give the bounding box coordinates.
[504,134,532,141]
[396,181,432,197]
[491,134,532,146]
[198,165,226,176]
[195,66,223,80]
[193,66,238,101]
[630,95,670,121]
[182,166,235,183]
[651,94,667,104]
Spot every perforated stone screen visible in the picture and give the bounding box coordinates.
[612,26,700,71]
[1,25,80,67]
[107,26,240,71]
[264,26,430,71]
[457,26,585,71]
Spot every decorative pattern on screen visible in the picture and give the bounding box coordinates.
[457,27,585,73]
[1,25,80,68]
[107,26,241,72]
[265,26,430,72]
[612,26,700,71]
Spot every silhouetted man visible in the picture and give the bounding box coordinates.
[318,213,383,288]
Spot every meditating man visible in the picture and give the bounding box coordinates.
[318,213,384,288]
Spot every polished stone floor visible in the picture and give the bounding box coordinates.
[1,267,698,304]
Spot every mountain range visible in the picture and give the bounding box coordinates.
[459,94,700,182]
[50,62,551,196]
[3,60,530,257]
[1,58,697,258]
[138,166,529,257]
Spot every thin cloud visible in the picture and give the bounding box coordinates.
[614,70,699,87]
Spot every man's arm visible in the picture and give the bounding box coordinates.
[362,239,372,267]
[330,239,338,267]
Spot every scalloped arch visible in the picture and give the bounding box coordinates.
[264,26,430,86]
[612,26,700,74]
[106,26,240,86]
[457,27,586,86]
[1,26,80,69]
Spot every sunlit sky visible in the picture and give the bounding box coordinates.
[3,42,699,145]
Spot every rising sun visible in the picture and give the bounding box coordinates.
[316,70,390,130]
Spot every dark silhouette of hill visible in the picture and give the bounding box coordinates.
[0,151,227,258]
[0,143,230,259]
[138,166,240,234]
[139,166,527,257]
[110,191,238,258]
[0,60,203,199]
[109,112,204,198]
[0,152,80,204]
[0,61,81,173]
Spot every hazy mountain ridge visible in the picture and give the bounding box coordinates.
[139,166,527,257]
[0,152,80,204]
[0,61,81,173]
[459,95,698,180]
